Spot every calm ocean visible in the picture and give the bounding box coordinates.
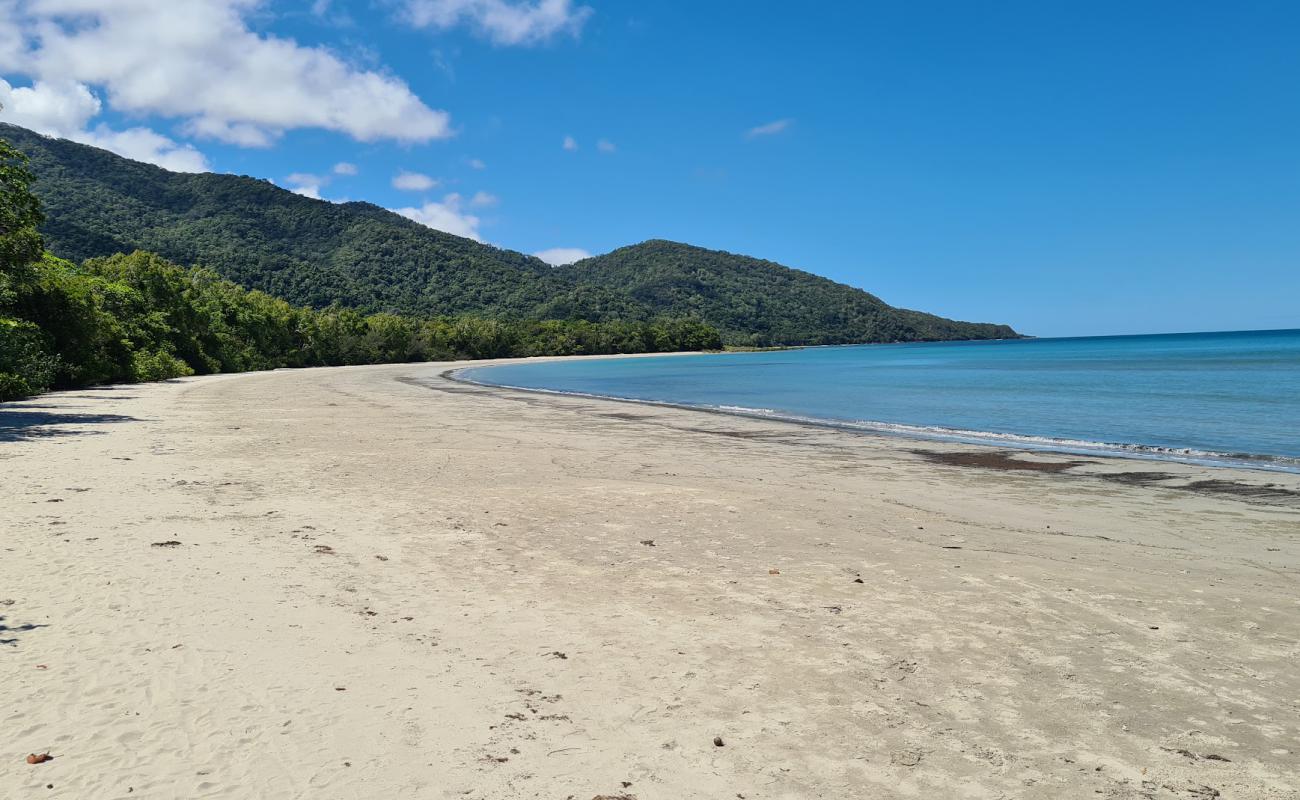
[458,329,1300,472]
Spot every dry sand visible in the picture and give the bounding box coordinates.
[2,359,1298,799]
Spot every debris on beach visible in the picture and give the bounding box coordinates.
[548,650,568,660]
[713,736,725,747]
[639,539,655,546]
[150,540,182,547]
[1162,747,1231,763]
[314,545,335,554]
[768,568,780,575]
[26,753,53,764]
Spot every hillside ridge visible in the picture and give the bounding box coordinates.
[3,122,1019,345]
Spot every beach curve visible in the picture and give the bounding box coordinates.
[2,360,1298,798]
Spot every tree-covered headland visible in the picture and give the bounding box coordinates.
[0,135,720,401]
[4,122,1019,349]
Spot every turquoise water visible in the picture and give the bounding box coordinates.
[458,330,1300,472]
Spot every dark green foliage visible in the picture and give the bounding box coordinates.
[0,137,45,288]
[0,317,57,399]
[2,123,595,319]
[0,250,722,401]
[558,241,1021,346]
[0,137,53,398]
[0,127,721,401]
[4,123,1018,347]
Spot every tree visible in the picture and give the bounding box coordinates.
[0,132,45,299]
[1,129,54,399]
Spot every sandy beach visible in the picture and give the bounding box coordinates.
[2,359,1298,799]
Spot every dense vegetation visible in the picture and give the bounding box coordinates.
[2,122,641,321]
[4,122,1018,346]
[0,137,720,401]
[558,241,1019,346]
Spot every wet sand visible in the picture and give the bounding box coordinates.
[2,360,1297,798]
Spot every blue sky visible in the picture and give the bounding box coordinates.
[2,1,1298,337]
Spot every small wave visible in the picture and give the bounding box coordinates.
[451,370,1300,474]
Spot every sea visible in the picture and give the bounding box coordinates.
[457,329,1300,473]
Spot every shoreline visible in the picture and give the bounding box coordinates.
[449,362,1300,479]
[441,364,1300,510]
[3,361,1297,798]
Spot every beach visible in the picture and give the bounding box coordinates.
[2,360,1297,799]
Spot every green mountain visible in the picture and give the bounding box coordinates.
[2,123,639,322]
[559,241,1019,345]
[4,123,1019,345]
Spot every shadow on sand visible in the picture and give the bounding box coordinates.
[0,614,50,646]
[0,408,140,443]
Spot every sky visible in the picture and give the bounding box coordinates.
[1,1,1298,337]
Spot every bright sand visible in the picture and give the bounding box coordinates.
[2,360,1297,798]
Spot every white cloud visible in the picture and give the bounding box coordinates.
[469,190,498,207]
[393,193,482,241]
[392,170,439,191]
[596,138,615,153]
[2,0,451,151]
[284,172,326,198]
[533,247,590,266]
[0,78,209,171]
[745,118,793,139]
[0,77,100,135]
[181,118,276,148]
[468,157,486,170]
[0,1,24,71]
[332,161,358,176]
[283,173,322,197]
[400,0,593,46]
[81,124,210,172]
[562,134,578,151]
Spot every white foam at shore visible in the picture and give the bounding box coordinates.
[454,370,1300,474]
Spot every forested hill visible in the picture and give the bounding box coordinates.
[2,123,642,322]
[5,123,1020,345]
[561,241,1020,345]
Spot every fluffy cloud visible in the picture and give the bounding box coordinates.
[393,170,439,191]
[562,134,578,151]
[393,193,482,241]
[469,190,498,207]
[533,247,590,266]
[596,138,615,153]
[0,78,208,171]
[81,124,210,172]
[745,118,793,139]
[400,0,593,46]
[284,172,325,199]
[0,0,451,170]
[0,77,99,135]
[332,161,358,176]
[0,1,24,70]
[468,157,486,170]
